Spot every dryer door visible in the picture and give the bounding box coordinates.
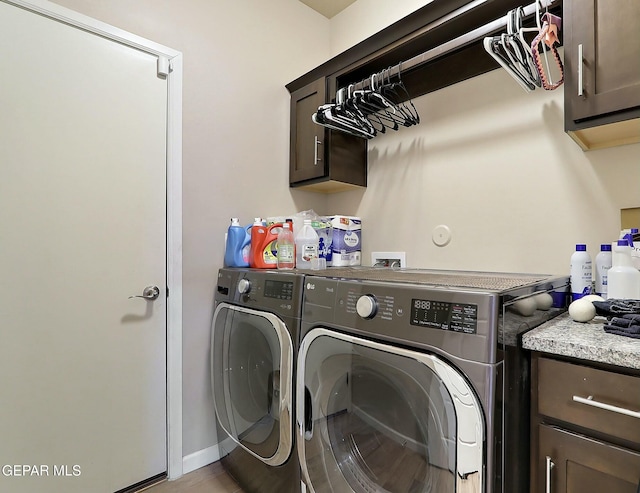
[211,303,293,466]
[297,328,485,493]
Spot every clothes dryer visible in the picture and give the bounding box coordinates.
[296,267,568,493]
[212,268,304,493]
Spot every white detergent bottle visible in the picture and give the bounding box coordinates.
[595,244,612,299]
[570,244,592,301]
[295,219,319,269]
[608,240,640,299]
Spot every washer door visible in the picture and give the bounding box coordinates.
[211,303,293,466]
[297,328,484,493]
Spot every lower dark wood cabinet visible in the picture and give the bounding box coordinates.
[530,354,640,493]
[537,425,640,493]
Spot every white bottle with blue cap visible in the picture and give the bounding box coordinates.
[608,239,640,299]
[595,244,612,299]
[620,228,640,270]
[570,244,592,301]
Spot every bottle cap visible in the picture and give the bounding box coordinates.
[631,228,639,234]
[617,239,630,247]
[575,244,587,251]
[600,244,612,251]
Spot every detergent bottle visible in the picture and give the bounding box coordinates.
[570,244,592,301]
[250,219,282,269]
[224,218,251,267]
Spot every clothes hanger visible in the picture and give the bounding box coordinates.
[502,7,541,88]
[372,71,414,128]
[352,76,403,132]
[313,95,375,139]
[344,85,380,135]
[484,35,536,92]
[513,6,542,87]
[501,33,535,85]
[379,67,420,126]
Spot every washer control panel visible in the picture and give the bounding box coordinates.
[410,298,478,334]
[302,276,498,363]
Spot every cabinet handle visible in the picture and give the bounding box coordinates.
[546,456,555,493]
[573,395,640,419]
[313,136,322,165]
[577,44,584,97]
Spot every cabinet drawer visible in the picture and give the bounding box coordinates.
[538,424,640,493]
[537,358,640,444]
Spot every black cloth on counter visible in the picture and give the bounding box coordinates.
[603,313,640,339]
[593,299,640,318]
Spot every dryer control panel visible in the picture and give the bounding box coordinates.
[302,276,498,364]
[410,298,478,334]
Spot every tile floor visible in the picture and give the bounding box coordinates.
[140,462,243,493]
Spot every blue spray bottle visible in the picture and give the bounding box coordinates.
[224,218,251,267]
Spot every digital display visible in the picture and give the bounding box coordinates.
[410,299,477,334]
[264,280,294,300]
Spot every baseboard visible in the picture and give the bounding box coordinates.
[182,445,221,475]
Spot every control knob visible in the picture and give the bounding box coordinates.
[237,278,251,295]
[356,295,377,319]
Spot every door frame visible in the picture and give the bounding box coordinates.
[3,0,184,480]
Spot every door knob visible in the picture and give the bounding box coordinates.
[129,286,160,300]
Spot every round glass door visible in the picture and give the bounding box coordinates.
[212,303,293,466]
[297,328,484,493]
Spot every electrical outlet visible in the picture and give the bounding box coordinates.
[371,252,406,268]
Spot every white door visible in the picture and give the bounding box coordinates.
[0,2,168,492]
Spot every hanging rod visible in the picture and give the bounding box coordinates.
[344,0,557,92]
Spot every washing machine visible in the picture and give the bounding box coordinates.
[296,267,568,493]
[212,268,304,493]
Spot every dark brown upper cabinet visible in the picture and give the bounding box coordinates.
[564,0,640,150]
[289,78,367,193]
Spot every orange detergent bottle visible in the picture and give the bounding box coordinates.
[249,221,283,269]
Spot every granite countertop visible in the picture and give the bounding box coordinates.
[522,312,640,370]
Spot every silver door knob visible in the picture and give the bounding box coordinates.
[129,286,160,300]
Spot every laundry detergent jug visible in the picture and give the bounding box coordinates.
[224,218,251,267]
[250,221,283,269]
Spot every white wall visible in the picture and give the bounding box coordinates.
[330,0,432,54]
[51,0,330,459]
[328,1,640,275]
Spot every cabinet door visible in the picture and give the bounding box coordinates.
[289,78,326,184]
[564,0,640,122]
[288,79,367,191]
[536,425,640,493]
